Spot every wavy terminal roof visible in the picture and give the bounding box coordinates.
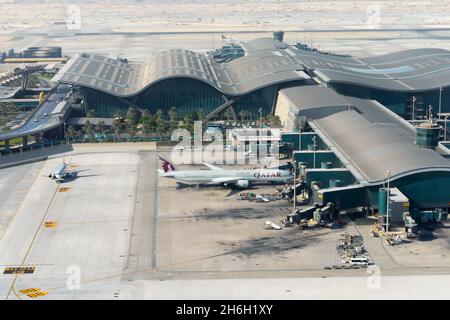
[54,38,450,97]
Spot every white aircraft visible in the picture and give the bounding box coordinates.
[157,155,292,189]
[48,161,73,183]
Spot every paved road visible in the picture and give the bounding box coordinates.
[123,151,156,273]
[122,274,450,299]
[0,84,71,141]
[0,161,44,239]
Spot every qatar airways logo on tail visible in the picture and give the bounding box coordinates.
[158,155,175,173]
[254,172,282,179]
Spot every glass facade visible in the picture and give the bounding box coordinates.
[330,83,450,119]
[79,78,279,119]
[134,78,224,114]
[365,171,450,209]
[80,87,129,117]
[232,86,278,118]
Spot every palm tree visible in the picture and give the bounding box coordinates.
[114,111,123,120]
[196,109,206,133]
[112,119,122,141]
[75,129,83,142]
[83,120,94,142]
[97,121,106,135]
[182,113,194,133]
[155,109,165,140]
[239,110,247,124]
[125,107,140,126]
[267,115,281,128]
[168,107,178,131]
[142,113,156,137]
[65,125,76,143]
[223,108,233,121]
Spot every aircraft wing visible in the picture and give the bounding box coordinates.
[203,163,224,171]
[206,177,246,185]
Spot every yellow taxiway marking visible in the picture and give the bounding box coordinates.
[3,266,36,274]
[19,288,40,294]
[69,165,78,168]
[27,291,48,298]
[5,164,65,300]
[59,187,70,193]
[44,221,58,228]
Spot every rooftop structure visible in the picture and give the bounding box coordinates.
[23,47,62,59]
[53,40,310,97]
[296,48,450,92]
[276,85,450,209]
[52,38,450,122]
[228,128,281,148]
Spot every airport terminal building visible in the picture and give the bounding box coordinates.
[275,85,450,215]
[53,38,450,120]
[53,39,313,119]
[2,37,450,220]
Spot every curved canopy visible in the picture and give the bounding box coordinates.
[53,38,310,97]
[279,86,450,184]
[294,47,450,92]
[54,38,450,96]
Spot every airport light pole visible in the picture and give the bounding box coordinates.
[412,96,416,121]
[300,163,307,198]
[293,160,297,212]
[312,135,317,169]
[386,169,391,233]
[258,107,262,130]
[439,87,443,120]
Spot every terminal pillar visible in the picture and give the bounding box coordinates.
[34,134,40,145]
[4,139,10,152]
[22,136,28,148]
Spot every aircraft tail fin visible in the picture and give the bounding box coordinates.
[157,155,176,173]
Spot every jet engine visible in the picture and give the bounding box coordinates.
[235,180,250,189]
